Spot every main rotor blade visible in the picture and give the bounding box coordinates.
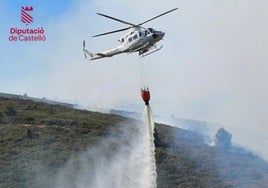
[92,26,131,37]
[97,13,137,27]
[138,7,178,26]
[93,8,178,37]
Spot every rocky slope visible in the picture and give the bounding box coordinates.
[0,96,268,187]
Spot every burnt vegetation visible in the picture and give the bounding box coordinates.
[0,96,268,188]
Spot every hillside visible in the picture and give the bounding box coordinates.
[1,96,268,187]
[155,125,268,187]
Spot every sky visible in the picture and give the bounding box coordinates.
[1,0,268,159]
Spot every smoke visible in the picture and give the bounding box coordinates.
[49,118,156,188]
[2,0,268,160]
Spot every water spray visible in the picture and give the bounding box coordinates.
[140,86,157,188]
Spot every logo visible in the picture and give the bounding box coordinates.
[9,6,46,42]
[21,6,33,25]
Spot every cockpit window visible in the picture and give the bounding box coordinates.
[139,32,142,37]
[145,30,149,35]
[148,28,154,33]
[128,37,132,42]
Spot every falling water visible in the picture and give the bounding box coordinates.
[142,105,157,188]
[138,56,157,187]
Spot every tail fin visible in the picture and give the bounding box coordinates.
[83,40,85,50]
[83,40,93,60]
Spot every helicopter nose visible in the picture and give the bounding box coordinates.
[158,31,165,39]
[160,32,165,38]
[152,31,165,39]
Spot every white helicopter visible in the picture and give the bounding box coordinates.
[83,7,178,61]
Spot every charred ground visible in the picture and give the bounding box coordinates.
[0,96,268,187]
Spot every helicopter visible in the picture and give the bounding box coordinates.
[83,7,178,61]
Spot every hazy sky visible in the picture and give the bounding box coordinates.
[1,0,268,159]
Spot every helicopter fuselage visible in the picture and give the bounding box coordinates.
[83,8,177,61]
[84,27,165,60]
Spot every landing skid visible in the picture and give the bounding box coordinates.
[141,46,163,57]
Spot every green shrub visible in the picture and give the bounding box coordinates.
[5,105,17,116]
[26,128,33,139]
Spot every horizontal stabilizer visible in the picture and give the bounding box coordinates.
[95,53,106,57]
